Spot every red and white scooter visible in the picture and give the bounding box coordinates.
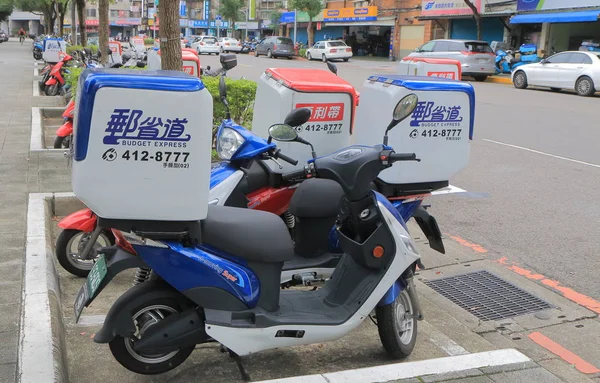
[44,53,73,96]
[54,98,75,148]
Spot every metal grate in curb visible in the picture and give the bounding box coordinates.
[424,270,553,321]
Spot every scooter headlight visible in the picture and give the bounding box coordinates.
[217,127,245,160]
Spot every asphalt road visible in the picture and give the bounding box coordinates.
[204,52,600,300]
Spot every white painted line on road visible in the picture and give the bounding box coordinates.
[72,315,106,327]
[19,193,56,383]
[420,320,469,356]
[255,349,530,383]
[483,139,600,169]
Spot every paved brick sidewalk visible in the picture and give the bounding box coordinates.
[0,39,70,383]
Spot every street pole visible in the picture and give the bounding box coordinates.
[153,5,157,38]
[245,2,248,41]
[293,9,297,45]
[70,0,76,44]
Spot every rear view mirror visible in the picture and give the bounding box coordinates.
[326,61,338,75]
[268,124,298,142]
[220,53,237,70]
[283,108,312,127]
[393,94,419,123]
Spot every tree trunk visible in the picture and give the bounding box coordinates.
[159,1,182,71]
[307,19,313,46]
[463,0,482,40]
[76,0,87,46]
[98,0,110,65]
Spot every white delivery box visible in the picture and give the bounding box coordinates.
[147,49,201,78]
[72,69,213,224]
[398,57,462,81]
[109,41,123,64]
[353,75,474,193]
[253,68,359,172]
[42,38,67,63]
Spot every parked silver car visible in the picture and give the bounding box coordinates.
[407,39,496,81]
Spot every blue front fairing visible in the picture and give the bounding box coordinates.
[210,161,238,189]
[216,119,276,161]
[133,242,261,308]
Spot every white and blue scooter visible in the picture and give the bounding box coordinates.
[75,96,426,379]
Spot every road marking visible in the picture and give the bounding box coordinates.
[448,235,488,253]
[72,315,106,327]
[420,321,469,356]
[483,139,600,169]
[529,332,600,374]
[254,349,530,383]
[496,257,600,314]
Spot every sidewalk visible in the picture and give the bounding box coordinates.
[0,39,71,383]
[2,38,600,383]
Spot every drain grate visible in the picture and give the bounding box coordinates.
[424,270,553,321]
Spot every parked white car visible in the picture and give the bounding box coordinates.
[191,36,220,55]
[307,40,352,62]
[512,51,600,96]
[219,37,242,53]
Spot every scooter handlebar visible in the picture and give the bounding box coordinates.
[282,168,307,182]
[389,152,420,163]
[274,150,298,166]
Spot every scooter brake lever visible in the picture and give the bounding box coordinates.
[270,157,283,170]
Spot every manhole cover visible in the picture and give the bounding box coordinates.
[424,270,553,321]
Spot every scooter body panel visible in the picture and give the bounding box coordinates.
[218,119,276,161]
[133,242,260,308]
[58,208,96,231]
[204,195,420,356]
[56,120,73,137]
[247,186,295,216]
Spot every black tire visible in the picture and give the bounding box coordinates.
[343,58,349,62]
[108,296,195,375]
[576,76,595,97]
[216,52,220,56]
[513,71,528,89]
[306,52,312,60]
[267,49,272,58]
[473,75,487,82]
[255,51,259,57]
[550,87,562,92]
[45,84,59,96]
[54,135,66,149]
[376,289,418,359]
[55,229,115,277]
[322,54,327,62]
[287,56,292,60]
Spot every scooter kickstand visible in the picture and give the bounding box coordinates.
[228,350,251,381]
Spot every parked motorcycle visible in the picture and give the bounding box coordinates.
[55,55,444,279]
[44,53,75,96]
[74,98,424,378]
[33,40,43,60]
[493,42,540,74]
[54,98,75,149]
[240,41,256,54]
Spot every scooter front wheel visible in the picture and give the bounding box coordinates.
[375,288,417,358]
[108,298,195,375]
[45,84,59,96]
[54,135,71,149]
[55,229,114,277]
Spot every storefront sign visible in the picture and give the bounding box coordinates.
[517,0,600,11]
[249,0,256,20]
[280,11,296,23]
[209,20,229,28]
[179,19,188,27]
[421,0,482,16]
[189,20,209,28]
[86,19,99,26]
[235,21,259,30]
[323,6,377,22]
[180,1,187,17]
[112,18,141,26]
[280,10,323,23]
[204,1,210,20]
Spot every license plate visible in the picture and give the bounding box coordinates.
[73,254,107,322]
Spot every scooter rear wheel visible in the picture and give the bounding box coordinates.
[45,84,59,96]
[108,297,195,375]
[54,135,71,149]
[55,229,114,277]
[375,289,417,358]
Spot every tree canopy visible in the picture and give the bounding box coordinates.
[288,0,323,20]
[0,0,14,22]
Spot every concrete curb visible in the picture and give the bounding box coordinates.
[486,76,512,85]
[32,80,67,108]
[30,106,68,152]
[254,349,531,383]
[19,193,70,383]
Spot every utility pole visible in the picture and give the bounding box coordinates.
[245,2,248,41]
[293,9,297,44]
[71,0,76,44]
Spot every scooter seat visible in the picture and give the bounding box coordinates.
[202,205,294,263]
[282,251,340,271]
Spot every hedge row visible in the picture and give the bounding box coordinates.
[64,69,257,130]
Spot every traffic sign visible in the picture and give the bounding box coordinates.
[216,15,222,20]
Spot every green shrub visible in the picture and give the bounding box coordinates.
[66,45,98,54]
[144,38,155,45]
[299,48,307,58]
[202,76,257,130]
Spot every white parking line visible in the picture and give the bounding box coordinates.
[255,349,530,383]
[483,139,600,169]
